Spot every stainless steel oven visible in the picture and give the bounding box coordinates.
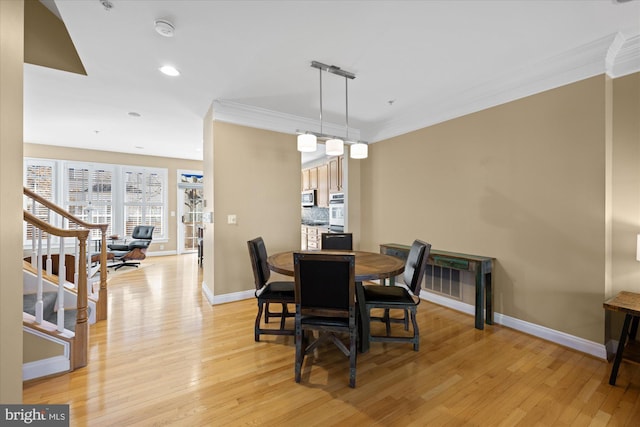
[329,193,345,232]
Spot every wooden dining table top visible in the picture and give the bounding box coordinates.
[267,250,405,282]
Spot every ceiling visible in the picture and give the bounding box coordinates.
[24,0,640,161]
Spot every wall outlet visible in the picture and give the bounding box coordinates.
[160,244,165,250]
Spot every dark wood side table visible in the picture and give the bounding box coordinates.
[380,243,495,330]
[603,291,640,385]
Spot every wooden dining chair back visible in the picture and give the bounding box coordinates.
[247,237,295,342]
[293,251,358,388]
[363,240,431,351]
[321,232,353,250]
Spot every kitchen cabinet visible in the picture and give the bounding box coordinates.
[302,168,310,190]
[301,225,329,250]
[309,167,318,190]
[316,164,329,207]
[328,156,343,193]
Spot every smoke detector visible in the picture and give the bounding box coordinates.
[154,19,175,37]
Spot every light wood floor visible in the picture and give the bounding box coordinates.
[23,254,640,426]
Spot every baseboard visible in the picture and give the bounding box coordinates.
[147,250,177,257]
[420,292,607,360]
[211,289,254,305]
[23,356,70,381]
[201,281,215,305]
[201,281,254,305]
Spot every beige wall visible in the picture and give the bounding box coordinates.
[0,0,25,403]
[361,75,608,343]
[212,122,300,296]
[608,73,640,341]
[24,143,203,253]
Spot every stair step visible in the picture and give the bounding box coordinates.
[23,292,57,317]
[23,293,91,332]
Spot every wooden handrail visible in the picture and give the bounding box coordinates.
[23,211,89,239]
[24,187,108,232]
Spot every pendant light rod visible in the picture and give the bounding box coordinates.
[311,61,355,80]
[319,67,323,135]
[345,76,349,141]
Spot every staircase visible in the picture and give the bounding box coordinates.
[22,187,109,379]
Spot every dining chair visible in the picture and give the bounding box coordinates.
[321,232,353,250]
[293,251,358,388]
[247,237,295,341]
[363,239,431,351]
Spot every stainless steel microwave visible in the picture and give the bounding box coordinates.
[301,190,315,207]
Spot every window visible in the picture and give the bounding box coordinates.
[23,159,168,246]
[122,167,166,239]
[65,163,114,239]
[24,159,56,242]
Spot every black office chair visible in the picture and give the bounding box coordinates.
[107,225,154,270]
[321,232,353,250]
[247,237,295,341]
[294,251,357,388]
[363,240,431,351]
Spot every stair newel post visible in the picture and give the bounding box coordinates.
[35,228,44,324]
[74,232,90,369]
[96,225,108,321]
[46,208,52,276]
[57,236,66,332]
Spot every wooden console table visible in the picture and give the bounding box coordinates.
[603,291,640,385]
[380,243,495,330]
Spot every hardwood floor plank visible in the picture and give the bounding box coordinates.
[22,254,640,425]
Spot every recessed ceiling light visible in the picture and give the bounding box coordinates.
[159,65,180,77]
[128,112,141,117]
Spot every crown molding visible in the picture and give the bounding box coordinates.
[212,99,361,141]
[365,32,629,142]
[213,29,638,145]
[606,29,640,78]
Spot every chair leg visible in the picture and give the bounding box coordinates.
[280,303,288,330]
[295,322,303,383]
[264,302,271,323]
[384,309,391,336]
[410,307,419,351]
[349,324,357,388]
[255,301,264,342]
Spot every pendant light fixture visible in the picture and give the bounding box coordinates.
[297,61,368,159]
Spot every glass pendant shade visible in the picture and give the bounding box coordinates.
[350,142,368,159]
[297,134,317,152]
[325,138,344,156]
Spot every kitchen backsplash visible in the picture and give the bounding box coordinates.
[301,206,329,223]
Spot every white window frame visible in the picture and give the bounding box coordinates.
[63,162,116,240]
[121,166,168,241]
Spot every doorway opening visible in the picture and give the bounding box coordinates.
[177,171,204,254]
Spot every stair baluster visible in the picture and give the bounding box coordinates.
[57,236,66,333]
[35,228,44,324]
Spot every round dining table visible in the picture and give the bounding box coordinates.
[267,250,405,352]
[267,250,405,282]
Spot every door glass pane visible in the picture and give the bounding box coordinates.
[182,187,203,251]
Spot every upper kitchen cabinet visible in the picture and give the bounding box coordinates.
[328,156,343,193]
[317,164,329,207]
[302,168,310,190]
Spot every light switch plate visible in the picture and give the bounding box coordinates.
[227,214,237,225]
